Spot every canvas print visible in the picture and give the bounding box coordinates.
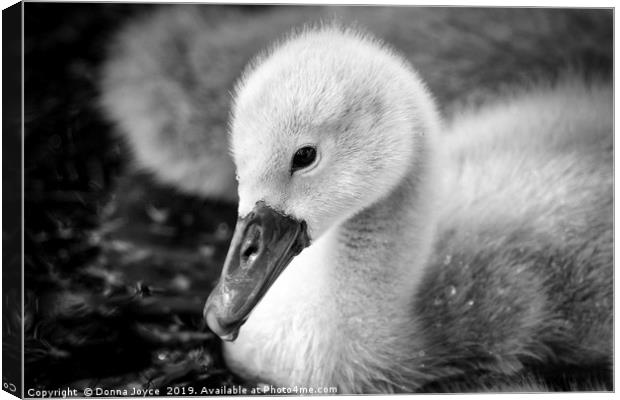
[8,2,614,396]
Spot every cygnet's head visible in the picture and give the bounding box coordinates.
[205,26,439,340]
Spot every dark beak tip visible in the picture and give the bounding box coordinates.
[221,331,239,342]
[204,303,240,342]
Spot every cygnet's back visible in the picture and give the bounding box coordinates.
[413,81,612,390]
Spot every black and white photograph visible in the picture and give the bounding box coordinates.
[2,1,614,396]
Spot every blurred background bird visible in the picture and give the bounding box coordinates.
[22,3,612,393]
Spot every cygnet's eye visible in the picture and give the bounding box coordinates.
[291,146,318,174]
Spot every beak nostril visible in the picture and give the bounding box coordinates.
[241,243,259,261]
[240,224,262,262]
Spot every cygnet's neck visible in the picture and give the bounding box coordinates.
[333,135,438,327]
[332,149,438,320]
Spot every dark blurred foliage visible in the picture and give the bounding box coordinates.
[21,3,612,393]
[24,3,242,391]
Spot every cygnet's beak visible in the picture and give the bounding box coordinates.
[204,201,310,341]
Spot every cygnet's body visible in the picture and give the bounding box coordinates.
[101,21,612,392]
[211,28,612,392]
